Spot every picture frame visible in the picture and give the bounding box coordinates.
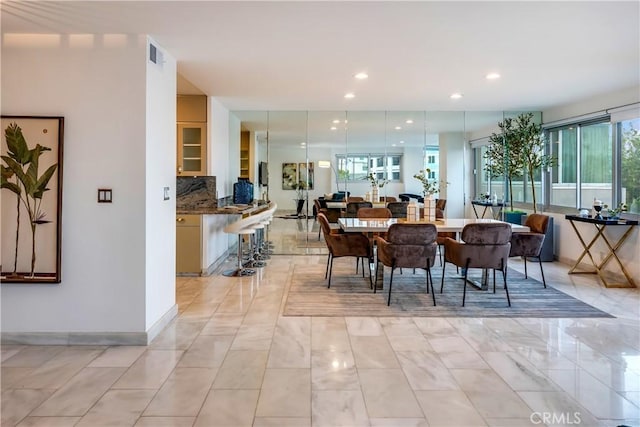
[282,162,297,190]
[1,116,64,283]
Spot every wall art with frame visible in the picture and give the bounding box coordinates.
[1,116,64,283]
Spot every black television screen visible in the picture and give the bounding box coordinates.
[259,161,268,186]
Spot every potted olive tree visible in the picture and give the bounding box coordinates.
[485,112,554,218]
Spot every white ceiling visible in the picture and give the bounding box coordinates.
[2,1,639,113]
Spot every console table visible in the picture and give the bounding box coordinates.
[565,215,638,288]
[471,200,505,220]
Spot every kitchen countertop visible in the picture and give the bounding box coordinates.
[176,203,268,215]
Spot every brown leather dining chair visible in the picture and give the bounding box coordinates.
[509,213,550,287]
[357,207,392,219]
[441,222,512,307]
[374,223,438,306]
[386,202,409,218]
[343,201,373,218]
[317,213,372,288]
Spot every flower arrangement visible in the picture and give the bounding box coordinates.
[367,172,388,188]
[605,202,627,219]
[413,169,443,197]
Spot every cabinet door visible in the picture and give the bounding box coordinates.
[177,123,206,176]
[176,215,201,274]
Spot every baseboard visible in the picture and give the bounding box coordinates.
[1,304,179,346]
[145,303,178,344]
[1,331,147,346]
[557,255,627,283]
[205,247,233,275]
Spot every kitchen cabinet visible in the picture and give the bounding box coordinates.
[177,95,207,176]
[240,130,250,179]
[176,214,202,274]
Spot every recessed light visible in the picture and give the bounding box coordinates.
[344,93,355,99]
[392,144,396,147]
[405,119,413,124]
[395,126,402,130]
[450,93,463,99]
[330,126,337,130]
[332,119,340,124]
[354,72,368,80]
[399,140,405,144]
[486,73,501,80]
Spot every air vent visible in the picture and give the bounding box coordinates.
[149,43,164,67]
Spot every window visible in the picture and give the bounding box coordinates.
[549,120,612,209]
[336,154,402,182]
[620,118,640,213]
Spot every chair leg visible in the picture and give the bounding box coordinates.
[462,259,470,307]
[440,262,446,293]
[328,256,335,288]
[538,257,547,288]
[325,253,331,279]
[355,257,359,274]
[387,266,395,306]
[361,257,365,278]
[502,259,511,307]
[523,256,528,279]
[427,265,436,306]
[493,269,496,293]
[374,260,379,293]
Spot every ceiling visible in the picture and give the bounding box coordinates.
[2,1,638,113]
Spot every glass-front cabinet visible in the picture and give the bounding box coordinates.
[177,123,206,176]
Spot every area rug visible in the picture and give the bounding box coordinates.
[283,261,613,318]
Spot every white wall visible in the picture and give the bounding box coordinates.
[439,133,466,218]
[202,98,236,271]
[1,34,157,338]
[144,38,177,330]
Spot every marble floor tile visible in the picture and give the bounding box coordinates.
[396,350,460,391]
[517,391,599,427]
[311,390,369,427]
[0,389,54,427]
[149,320,205,350]
[380,317,423,337]
[350,336,400,368]
[200,314,244,335]
[386,334,434,352]
[212,350,268,389]
[177,334,233,368]
[112,349,183,389]
[2,346,65,367]
[574,358,640,392]
[345,317,383,336]
[428,336,488,369]
[481,352,558,391]
[134,416,195,426]
[87,346,146,368]
[369,418,429,427]
[143,367,217,416]
[15,347,105,389]
[75,389,156,427]
[195,389,259,427]
[311,318,351,352]
[1,367,34,390]
[484,418,540,427]
[1,346,24,363]
[32,367,125,416]
[466,390,534,418]
[256,368,311,417]
[230,323,275,350]
[415,390,487,427]
[512,347,576,370]
[253,417,311,427]
[16,417,80,427]
[543,368,640,419]
[311,350,359,390]
[358,368,424,418]
[449,369,512,392]
[267,317,311,368]
[412,317,457,338]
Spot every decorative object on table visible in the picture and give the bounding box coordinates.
[366,172,388,203]
[292,181,307,216]
[282,162,297,190]
[604,202,627,219]
[485,112,555,213]
[233,177,254,205]
[592,198,603,219]
[413,168,446,221]
[1,116,63,283]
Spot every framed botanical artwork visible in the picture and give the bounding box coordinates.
[298,162,314,190]
[282,162,297,190]
[1,116,64,283]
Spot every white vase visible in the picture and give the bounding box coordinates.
[424,194,436,221]
[372,186,379,203]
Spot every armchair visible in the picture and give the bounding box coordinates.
[441,223,512,307]
[509,213,550,287]
[375,223,438,306]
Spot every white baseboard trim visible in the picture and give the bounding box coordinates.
[1,304,179,346]
[146,303,178,344]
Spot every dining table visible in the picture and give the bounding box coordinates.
[338,217,530,290]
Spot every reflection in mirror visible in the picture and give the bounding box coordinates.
[344,111,386,199]
[385,111,426,202]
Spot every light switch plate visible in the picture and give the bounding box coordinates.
[163,186,170,201]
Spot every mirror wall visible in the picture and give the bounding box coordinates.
[233,110,536,254]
